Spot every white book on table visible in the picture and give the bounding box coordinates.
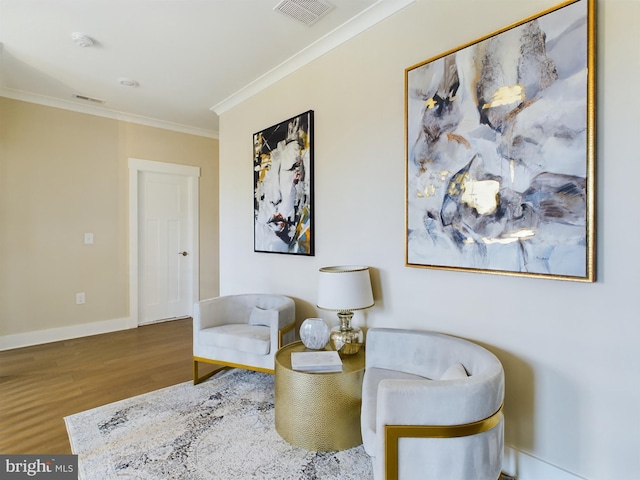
[291,351,343,372]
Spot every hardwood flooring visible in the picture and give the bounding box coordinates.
[0,318,218,454]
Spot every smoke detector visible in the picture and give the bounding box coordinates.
[118,77,139,88]
[274,0,334,26]
[71,32,94,48]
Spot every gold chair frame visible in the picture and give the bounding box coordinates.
[384,404,504,480]
[193,321,296,384]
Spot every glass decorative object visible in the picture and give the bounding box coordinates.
[299,318,330,350]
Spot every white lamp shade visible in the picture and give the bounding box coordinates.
[317,265,374,311]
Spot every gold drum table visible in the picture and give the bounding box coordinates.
[274,341,365,452]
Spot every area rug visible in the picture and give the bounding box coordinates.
[64,368,373,479]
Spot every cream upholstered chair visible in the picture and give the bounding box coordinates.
[192,294,296,384]
[361,328,505,480]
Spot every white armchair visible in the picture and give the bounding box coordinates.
[192,294,296,384]
[361,328,505,480]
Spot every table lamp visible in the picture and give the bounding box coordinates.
[317,265,374,355]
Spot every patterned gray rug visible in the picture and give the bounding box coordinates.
[65,368,373,479]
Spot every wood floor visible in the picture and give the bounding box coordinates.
[0,318,218,454]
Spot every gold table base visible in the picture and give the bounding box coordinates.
[274,341,365,452]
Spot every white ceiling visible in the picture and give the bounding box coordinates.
[0,0,413,138]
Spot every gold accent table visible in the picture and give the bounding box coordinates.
[274,341,365,452]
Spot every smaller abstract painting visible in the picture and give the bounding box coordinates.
[254,110,314,255]
[405,0,595,281]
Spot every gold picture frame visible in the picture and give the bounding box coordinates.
[405,0,595,282]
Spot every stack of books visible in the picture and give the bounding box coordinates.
[291,351,343,373]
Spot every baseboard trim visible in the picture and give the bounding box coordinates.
[504,446,586,480]
[0,317,135,352]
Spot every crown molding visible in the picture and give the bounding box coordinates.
[210,0,415,115]
[0,87,219,139]
[1,0,414,137]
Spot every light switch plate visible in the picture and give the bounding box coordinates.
[84,233,94,245]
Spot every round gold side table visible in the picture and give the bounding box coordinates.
[274,341,365,452]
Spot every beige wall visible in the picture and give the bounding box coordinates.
[0,97,219,338]
[219,1,640,479]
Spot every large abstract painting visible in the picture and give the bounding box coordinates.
[405,0,595,281]
[254,110,314,255]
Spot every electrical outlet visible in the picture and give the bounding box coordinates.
[76,293,85,305]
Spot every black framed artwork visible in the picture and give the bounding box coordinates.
[253,110,314,255]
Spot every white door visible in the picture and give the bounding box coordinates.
[138,171,192,324]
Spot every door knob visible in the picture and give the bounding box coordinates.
[179,251,188,256]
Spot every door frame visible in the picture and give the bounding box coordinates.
[128,158,201,327]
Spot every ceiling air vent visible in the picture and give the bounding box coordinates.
[274,0,334,26]
[72,93,106,104]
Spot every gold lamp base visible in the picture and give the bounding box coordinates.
[329,311,363,355]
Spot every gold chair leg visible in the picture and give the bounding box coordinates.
[193,359,220,385]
